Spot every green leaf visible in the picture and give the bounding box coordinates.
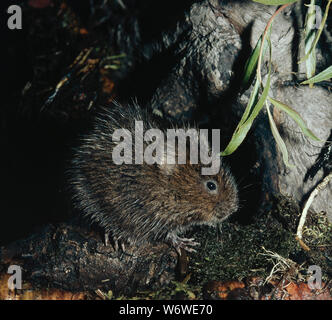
[268,97,322,142]
[252,0,299,5]
[299,0,332,64]
[238,78,260,128]
[222,38,272,156]
[222,65,271,156]
[241,45,260,91]
[301,65,332,84]
[266,102,293,167]
[241,27,271,90]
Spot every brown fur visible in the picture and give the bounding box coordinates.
[68,103,239,252]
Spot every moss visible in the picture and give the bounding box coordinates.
[187,194,331,287]
[189,213,298,283]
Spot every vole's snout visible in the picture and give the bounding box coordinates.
[222,189,239,217]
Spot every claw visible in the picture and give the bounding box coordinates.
[114,239,119,252]
[104,232,121,252]
[121,242,126,252]
[104,232,131,257]
[166,233,200,255]
[105,232,110,247]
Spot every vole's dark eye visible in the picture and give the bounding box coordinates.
[207,181,216,190]
[204,180,218,194]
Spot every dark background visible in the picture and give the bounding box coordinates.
[1,0,202,245]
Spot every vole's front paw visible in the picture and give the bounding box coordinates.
[166,233,200,255]
[105,232,126,252]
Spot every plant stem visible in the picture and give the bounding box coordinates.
[257,4,291,83]
[296,171,332,250]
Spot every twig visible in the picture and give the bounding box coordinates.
[259,247,296,284]
[296,171,332,250]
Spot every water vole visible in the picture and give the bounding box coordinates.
[68,103,238,253]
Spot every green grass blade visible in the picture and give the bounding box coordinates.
[222,38,272,156]
[301,65,332,84]
[266,102,293,168]
[298,0,332,64]
[268,97,322,142]
[238,78,260,128]
[222,66,271,156]
[241,43,261,90]
[241,27,271,90]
